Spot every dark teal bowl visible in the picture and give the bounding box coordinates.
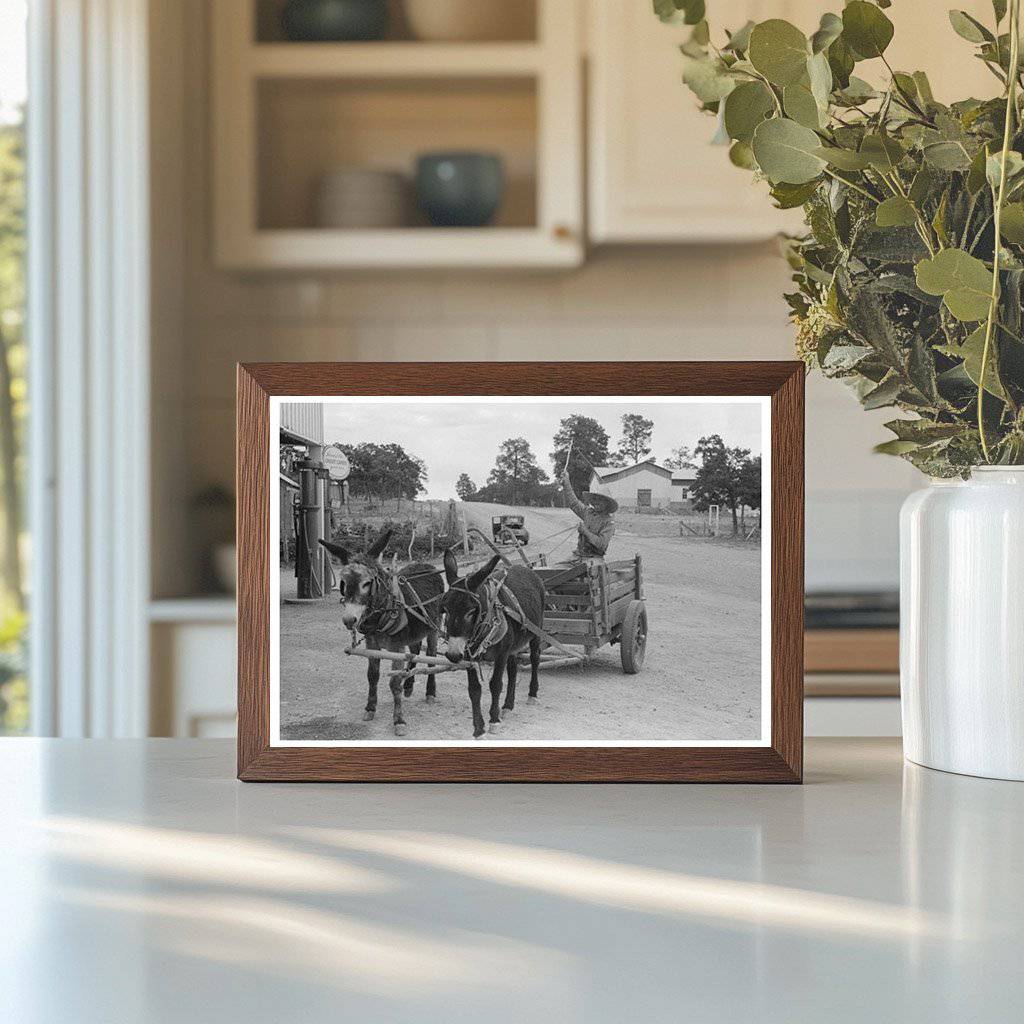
[281,0,388,42]
[415,152,505,228]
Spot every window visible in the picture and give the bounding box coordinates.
[637,489,651,507]
[0,1,27,734]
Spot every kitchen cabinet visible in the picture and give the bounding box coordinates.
[587,0,999,244]
[212,0,583,269]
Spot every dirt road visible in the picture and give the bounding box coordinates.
[279,502,762,742]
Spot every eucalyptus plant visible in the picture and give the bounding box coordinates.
[659,0,1024,474]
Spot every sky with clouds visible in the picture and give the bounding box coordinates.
[306,398,764,500]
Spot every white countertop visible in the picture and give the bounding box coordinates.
[2,738,1021,1023]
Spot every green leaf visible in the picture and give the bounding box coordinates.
[822,342,874,373]
[959,324,1007,398]
[783,83,822,128]
[892,72,919,103]
[885,419,963,443]
[654,0,705,25]
[810,12,843,54]
[908,334,941,403]
[689,20,710,47]
[986,150,1024,190]
[814,145,872,170]
[842,1,894,60]
[724,20,755,53]
[915,249,994,321]
[653,0,676,23]
[770,179,820,209]
[862,375,902,410]
[932,190,950,246]
[807,51,833,110]
[923,141,973,171]
[748,19,810,87]
[875,196,918,228]
[723,81,775,143]
[1000,202,1024,242]
[909,165,936,205]
[728,140,758,169]
[860,133,905,172]
[912,71,935,105]
[993,0,1008,24]
[967,143,993,193]
[874,439,921,455]
[827,35,855,89]
[948,10,993,44]
[681,55,737,103]
[836,75,877,104]
[751,117,827,184]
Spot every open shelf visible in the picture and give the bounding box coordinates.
[254,0,538,45]
[257,76,538,232]
[213,0,581,268]
[248,41,544,78]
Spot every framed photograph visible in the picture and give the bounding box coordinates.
[237,362,803,782]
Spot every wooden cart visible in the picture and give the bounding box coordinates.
[534,556,648,673]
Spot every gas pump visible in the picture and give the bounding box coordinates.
[294,457,326,598]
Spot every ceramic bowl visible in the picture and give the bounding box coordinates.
[315,167,409,228]
[403,0,534,42]
[281,0,388,42]
[415,152,505,227]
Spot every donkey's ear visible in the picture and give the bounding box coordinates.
[319,539,350,564]
[442,547,459,585]
[366,528,392,560]
[467,555,502,591]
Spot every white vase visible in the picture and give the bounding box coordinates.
[900,467,1024,780]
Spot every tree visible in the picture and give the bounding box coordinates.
[691,435,753,535]
[664,445,697,471]
[455,473,476,501]
[339,442,427,510]
[486,437,548,506]
[616,413,653,465]
[737,455,762,531]
[0,114,25,611]
[550,415,611,496]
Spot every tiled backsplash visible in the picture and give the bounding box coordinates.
[162,248,918,595]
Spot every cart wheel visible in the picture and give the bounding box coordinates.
[620,600,647,674]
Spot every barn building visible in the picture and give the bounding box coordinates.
[588,459,697,512]
[279,402,325,563]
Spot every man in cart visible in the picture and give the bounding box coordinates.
[560,466,617,562]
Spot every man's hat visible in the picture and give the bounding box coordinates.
[582,491,618,514]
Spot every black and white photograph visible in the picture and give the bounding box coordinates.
[270,396,770,745]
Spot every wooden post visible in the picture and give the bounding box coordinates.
[461,507,470,554]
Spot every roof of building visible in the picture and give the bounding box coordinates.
[590,459,682,483]
[591,460,697,484]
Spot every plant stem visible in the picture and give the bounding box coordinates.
[979,0,1021,463]
[821,167,879,203]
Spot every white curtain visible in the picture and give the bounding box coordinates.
[28,0,150,736]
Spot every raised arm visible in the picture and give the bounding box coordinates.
[561,468,587,519]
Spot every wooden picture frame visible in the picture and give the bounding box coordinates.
[237,362,804,782]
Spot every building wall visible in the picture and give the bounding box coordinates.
[280,401,324,446]
[591,465,676,509]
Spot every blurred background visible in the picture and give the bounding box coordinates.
[0,0,998,740]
